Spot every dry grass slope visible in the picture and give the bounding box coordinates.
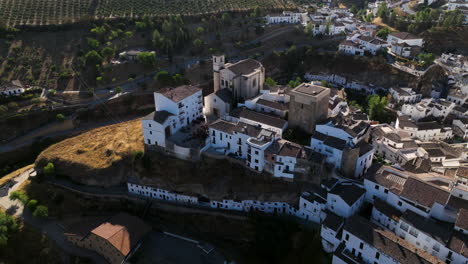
[35,119,143,186]
[0,164,34,186]
[37,119,143,170]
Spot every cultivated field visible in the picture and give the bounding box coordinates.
[0,0,296,26]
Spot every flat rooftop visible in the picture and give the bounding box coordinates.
[293,83,327,96]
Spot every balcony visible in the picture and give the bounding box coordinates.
[178,103,184,108]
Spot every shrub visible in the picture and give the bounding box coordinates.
[134,150,144,160]
[27,199,38,210]
[43,162,55,177]
[9,191,29,204]
[56,113,65,122]
[33,205,48,218]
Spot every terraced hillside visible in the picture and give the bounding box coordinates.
[0,0,296,26]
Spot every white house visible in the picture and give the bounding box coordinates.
[203,88,234,119]
[326,182,366,218]
[311,116,374,178]
[142,85,203,147]
[338,40,364,56]
[331,216,442,264]
[395,116,453,141]
[391,210,468,264]
[389,87,422,104]
[453,119,468,139]
[356,35,388,55]
[387,32,424,47]
[265,11,305,24]
[0,80,25,97]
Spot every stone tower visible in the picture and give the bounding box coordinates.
[212,55,225,92]
[288,83,330,134]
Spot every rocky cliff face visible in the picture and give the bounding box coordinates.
[412,65,448,97]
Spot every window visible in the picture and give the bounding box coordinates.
[345,234,349,241]
[400,222,409,232]
[409,228,419,238]
[397,201,402,206]
[375,252,380,259]
[384,189,388,194]
[375,185,380,190]
[255,159,259,163]
[255,150,259,155]
[148,123,151,127]
[359,242,363,249]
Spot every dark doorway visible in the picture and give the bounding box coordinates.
[165,126,171,137]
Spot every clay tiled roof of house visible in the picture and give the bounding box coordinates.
[226,59,262,76]
[340,40,360,47]
[159,85,201,102]
[457,167,468,179]
[257,99,289,111]
[345,216,442,264]
[91,213,151,257]
[209,120,237,134]
[277,141,303,158]
[400,177,450,208]
[373,199,402,221]
[215,88,233,103]
[329,183,365,206]
[322,212,344,231]
[239,109,287,129]
[390,32,420,40]
[364,164,408,193]
[456,208,468,230]
[142,111,174,124]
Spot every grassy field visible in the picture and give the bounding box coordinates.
[0,0,296,26]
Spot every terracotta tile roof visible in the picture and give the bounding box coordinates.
[329,183,365,206]
[226,59,262,76]
[239,109,287,129]
[456,208,468,230]
[345,216,442,264]
[390,32,420,40]
[142,111,174,124]
[91,213,151,257]
[159,85,201,102]
[400,177,450,208]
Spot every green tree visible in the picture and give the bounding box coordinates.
[304,22,314,34]
[136,52,156,67]
[0,105,8,114]
[43,162,55,177]
[90,26,106,35]
[55,113,65,122]
[152,29,162,48]
[222,13,231,25]
[193,38,203,47]
[85,50,103,66]
[33,205,48,218]
[27,199,38,211]
[376,27,391,39]
[288,77,302,88]
[367,95,391,123]
[265,77,277,87]
[87,38,99,49]
[115,86,123,93]
[9,191,29,204]
[418,53,435,67]
[196,26,205,35]
[0,211,18,246]
[100,47,115,62]
[155,71,173,86]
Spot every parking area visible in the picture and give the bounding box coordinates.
[130,232,225,264]
[168,118,208,148]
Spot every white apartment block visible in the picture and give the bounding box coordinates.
[400,99,455,121]
[389,87,422,104]
[265,11,305,24]
[142,85,203,147]
[395,116,453,141]
[311,116,374,178]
